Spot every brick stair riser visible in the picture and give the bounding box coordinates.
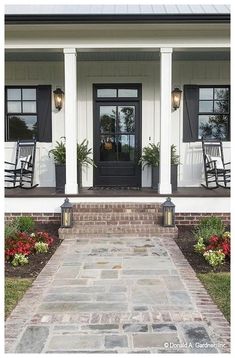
[59,225,177,235]
[73,220,156,226]
[72,204,162,214]
[59,232,178,239]
[73,213,157,221]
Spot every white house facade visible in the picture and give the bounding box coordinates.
[4,5,230,221]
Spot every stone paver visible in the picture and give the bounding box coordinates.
[5,236,230,353]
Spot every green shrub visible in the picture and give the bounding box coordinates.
[5,222,18,239]
[13,216,35,233]
[203,250,225,269]
[194,237,206,254]
[193,216,225,244]
[11,254,29,267]
[35,242,49,253]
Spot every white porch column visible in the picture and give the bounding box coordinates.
[159,47,173,194]
[63,48,78,194]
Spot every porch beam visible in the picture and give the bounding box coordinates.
[158,47,172,195]
[64,48,78,194]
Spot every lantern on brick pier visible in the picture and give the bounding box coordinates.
[61,197,73,228]
[162,197,175,227]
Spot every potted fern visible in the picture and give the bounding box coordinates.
[49,137,95,192]
[139,143,180,191]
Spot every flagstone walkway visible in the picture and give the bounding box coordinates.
[5,236,230,353]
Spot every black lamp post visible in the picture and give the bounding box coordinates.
[172,87,182,110]
[53,88,64,111]
[61,197,73,228]
[162,197,175,227]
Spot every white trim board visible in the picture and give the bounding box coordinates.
[5,197,230,214]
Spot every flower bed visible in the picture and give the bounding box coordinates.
[5,221,62,278]
[193,217,230,270]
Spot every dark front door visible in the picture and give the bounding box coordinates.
[93,85,141,187]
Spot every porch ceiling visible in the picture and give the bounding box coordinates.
[5,49,230,62]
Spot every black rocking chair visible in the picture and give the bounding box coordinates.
[201,138,230,189]
[5,139,38,189]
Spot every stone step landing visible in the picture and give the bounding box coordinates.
[59,202,178,239]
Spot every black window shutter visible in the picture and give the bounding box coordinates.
[183,85,199,142]
[37,85,52,142]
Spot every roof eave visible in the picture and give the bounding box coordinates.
[5,13,230,25]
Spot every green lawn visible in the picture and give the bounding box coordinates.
[197,272,230,322]
[5,278,33,319]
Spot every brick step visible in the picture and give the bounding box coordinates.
[74,220,156,226]
[59,224,177,235]
[59,225,178,239]
[73,213,157,221]
[72,203,162,214]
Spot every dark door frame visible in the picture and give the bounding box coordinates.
[93,83,142,187]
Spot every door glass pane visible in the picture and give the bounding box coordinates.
[100,135,116,161]
[8,115,37,141]
[118,106,135,133]
[97,89,117,98]
[199,101,213,113]
[117,135,135,161]
[7,101,21,113]
[7,88,21,100]
[199,88,213,100]
[100,106,116,133]
[118,89,138,97]
[22,88,36,100]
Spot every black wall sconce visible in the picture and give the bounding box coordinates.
[172,87,182,110]
[53,88,64,111]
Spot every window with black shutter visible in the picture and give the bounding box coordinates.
[5,85,52,142]
[183,85,230,142]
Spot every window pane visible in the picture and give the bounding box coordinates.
[214,101,229,114]
[118,106,135,132]
[198,114,229,140]
[100,106,116,133]
[117,135,135,161]
[199,88,213,100]
[100,135,116,161]
[22,88,36,100]
[7,88,21,100]
[22,101,37,113]
[97,89,117,98]
[118,89,138,97]
[8,115,37,141]
[214,88,229,101]
[7,101,21,113]
[199,101,213,113]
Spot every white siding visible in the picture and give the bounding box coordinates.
[5,59,230,188]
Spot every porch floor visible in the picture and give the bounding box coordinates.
[5,186,230,198]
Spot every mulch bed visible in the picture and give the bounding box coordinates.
[175,226,230,274]
[5,223,63,279]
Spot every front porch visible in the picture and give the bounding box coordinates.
[4,186,230,198]
[5,25,230,194]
